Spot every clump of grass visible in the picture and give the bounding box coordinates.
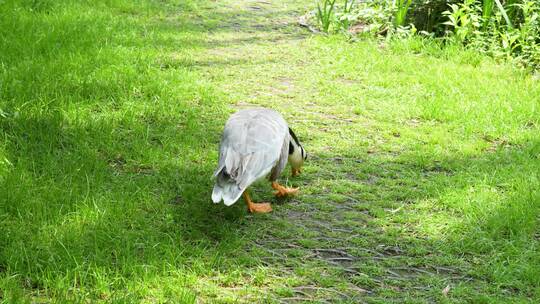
[394,0,412,27]
[316,0,337,33]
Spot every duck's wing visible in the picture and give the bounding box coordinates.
[269,132,290,181]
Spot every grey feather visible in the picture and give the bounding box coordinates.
[269,133,289,181]
[212,108,289,206]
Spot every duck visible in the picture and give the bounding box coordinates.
[211,108,307,213]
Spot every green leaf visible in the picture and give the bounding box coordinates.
[494,0,513,29]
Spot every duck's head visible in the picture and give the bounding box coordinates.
[288,127,307,177]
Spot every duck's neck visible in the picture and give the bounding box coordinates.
[288,128,304,168]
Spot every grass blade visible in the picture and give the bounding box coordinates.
[494,0,513,29]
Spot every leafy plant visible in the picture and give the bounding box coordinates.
[308,0,540,70]
[440,0,539,69]
[394,0,412,27]
[514,0,540,68]
[494,0,513,29]
[337,0,356,30]
[443,0,481,42]
[316,0,337,33]
[482,0,495,28]
[344,0,355,13]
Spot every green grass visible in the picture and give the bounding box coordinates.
[1,0,540,302]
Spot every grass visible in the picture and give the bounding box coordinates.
[1,0,540,302]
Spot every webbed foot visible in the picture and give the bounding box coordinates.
[271,182,299,197]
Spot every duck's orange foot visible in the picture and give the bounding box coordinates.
[248,202,273,213]
[292,167,302,177]
[243,191,273,213]
[274,187,299,197]
[272,182,299,197]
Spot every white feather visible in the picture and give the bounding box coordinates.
[212,108,289,206]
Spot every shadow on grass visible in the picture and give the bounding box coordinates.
[0,0,297,298]
[258,131,540,300]
[394,140,539,290]
[0,105,272,304]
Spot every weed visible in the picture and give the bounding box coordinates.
[316,0,337,33]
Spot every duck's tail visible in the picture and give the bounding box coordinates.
[211,168,244,206]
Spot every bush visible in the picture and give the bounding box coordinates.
[310,0,540,70]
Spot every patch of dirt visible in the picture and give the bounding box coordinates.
[348,23,369,35]
[313,248,358,269]
[338,77,360,86]
[276,77,295,89]
[406,118,422,127]
[108,153,126,170]
[169,195,183,205]
[524,121,537,129]
[482,135,517,152]
[421,163,454,176]
[233,100,258,109]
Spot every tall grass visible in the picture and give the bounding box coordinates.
[495,0,513,28]
[339,0,356,29]
[316,0,337,32]
[482,0,495,28]
[394,0,412,27]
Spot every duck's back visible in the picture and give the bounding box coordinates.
[224,108,288,153]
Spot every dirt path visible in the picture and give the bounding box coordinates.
[190,1,467,302]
